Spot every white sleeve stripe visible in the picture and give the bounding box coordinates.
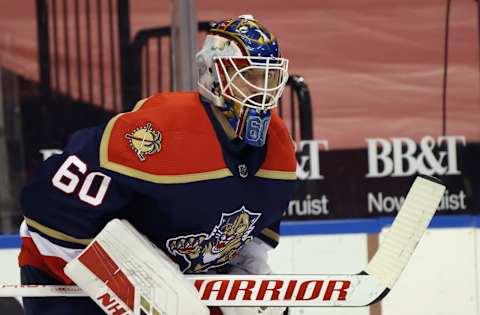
[21,221,83,263]
[19,220,30,238]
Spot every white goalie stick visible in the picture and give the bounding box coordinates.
[0,175,445,308]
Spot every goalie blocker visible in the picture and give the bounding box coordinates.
[64,219,210,315]
[2,175,445,312]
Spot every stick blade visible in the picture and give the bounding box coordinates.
[364,175,446,289]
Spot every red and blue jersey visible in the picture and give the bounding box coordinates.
[19,92,297,283]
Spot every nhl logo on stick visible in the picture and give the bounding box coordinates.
[125,122,162,161]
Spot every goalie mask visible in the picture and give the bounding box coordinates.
[196,15,289,147]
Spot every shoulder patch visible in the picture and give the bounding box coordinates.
[255,112,297,180]
[100,92,233,183]
[124,122,162,161]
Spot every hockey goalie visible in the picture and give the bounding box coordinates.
[18,14,294,315]
[15,13,447,315]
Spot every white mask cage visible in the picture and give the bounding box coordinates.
[214,56,289,111]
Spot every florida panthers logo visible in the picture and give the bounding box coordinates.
[166,207,261,273]
[125,122,162,161]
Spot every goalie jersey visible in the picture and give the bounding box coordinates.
[19,92,297,284]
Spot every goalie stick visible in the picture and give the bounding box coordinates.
[0,175,445,307]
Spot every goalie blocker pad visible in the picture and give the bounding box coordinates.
[64,219,209,315]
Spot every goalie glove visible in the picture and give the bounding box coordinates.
[64,219,209,315]
[227,237,272,275]
[220,238,286,315]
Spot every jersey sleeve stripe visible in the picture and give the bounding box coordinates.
[24,217,93,246]
[260,227,280,242]
[19,236,73,284]
[21,222,84,262]
[19,222,79,284]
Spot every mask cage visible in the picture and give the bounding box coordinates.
[214,56,289,111]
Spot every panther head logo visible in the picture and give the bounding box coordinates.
[167,206,261,273]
